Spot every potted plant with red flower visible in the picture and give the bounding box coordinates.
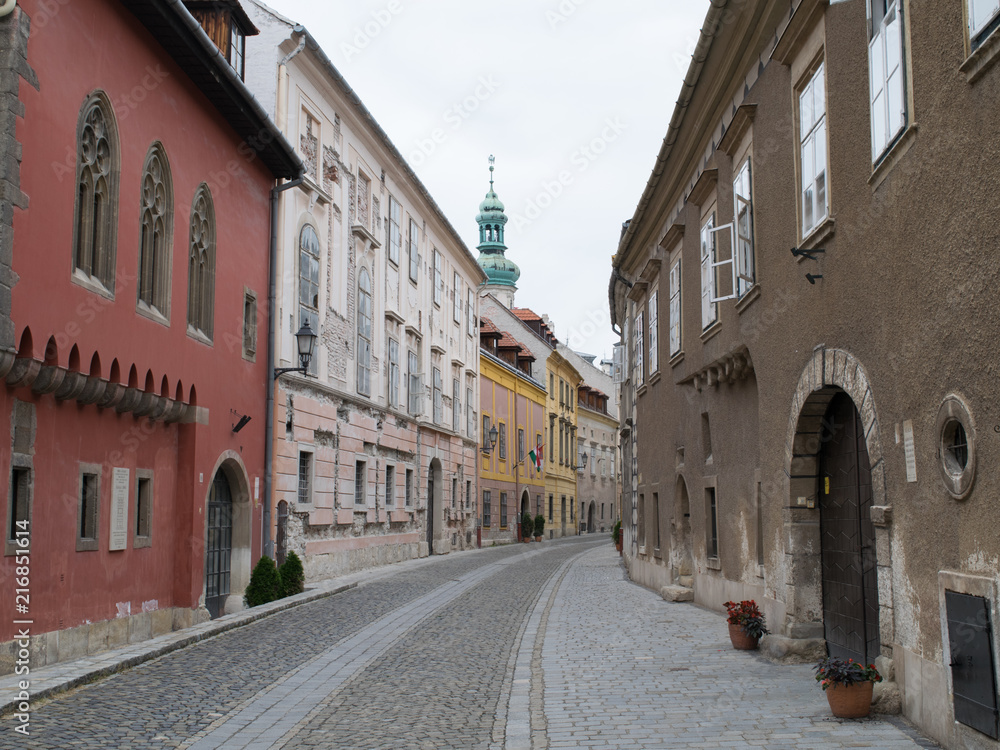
[814,657,882,718]
[723,600,769,650]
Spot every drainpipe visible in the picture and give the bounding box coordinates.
[263,175,304,559]
[276,27,306,134]
[0,1,15,18]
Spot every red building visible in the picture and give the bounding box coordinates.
[0,0,300,673]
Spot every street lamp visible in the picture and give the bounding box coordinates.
[274,321,317,378]
[482,423,499,454]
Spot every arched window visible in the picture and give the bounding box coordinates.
[72,92,119,293]
[298,224,320,374]
[137,143,172,318]
[357,266,372,396]
[187,184,216,340]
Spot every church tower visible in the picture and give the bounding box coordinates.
[476,156,520,308]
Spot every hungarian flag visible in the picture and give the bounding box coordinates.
[528,444,543,473]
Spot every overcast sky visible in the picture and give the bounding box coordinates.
[264,0,709,360]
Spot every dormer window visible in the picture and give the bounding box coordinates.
[184,1,258,82]
[229,23,246,79]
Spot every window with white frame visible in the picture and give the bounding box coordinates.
[669,259,682,357]
[467,290,475,336]
[498,422,507,460]
[452,378,461,432]
[433,249,443,306]
[453,272,462,323]
[634,310,644,384]
[408,218,420,283]
[700,214,718,329]
[357,267,372,396]
[433,367,443,424]
[733,160,755,297]
[799,64,828,237]
[388,338,400,408]
[969,0,1000,46]
[869,1,906,161]
[387,196,401,265]
[357,172,371,231]
[648,289,658,373]
[466,386,474,437]
[298,450,313,505]
[408,349,421,415]
[518,428,525,462]
[299,225,320,375]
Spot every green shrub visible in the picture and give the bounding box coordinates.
[521,511,534,540]
[278,550,305,598]
[612,519,622,544]
[534,514,545,537]
[244,555,281,608]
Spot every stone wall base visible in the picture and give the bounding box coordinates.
[0,606,207,676]
[305,541,422,582]
[760,635,826,664]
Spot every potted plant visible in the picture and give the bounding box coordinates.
[814,657,882,718]
[612,519,622,553]
[723,600,769,650]
[521,511,533,542]
[534,514,545,541]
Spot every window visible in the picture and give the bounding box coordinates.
[969,0,1000,46]
[869,1,906,161]
[549,416,555,463]
[433,367,443,424]
[187,184,216,340]
[72,92,119,294]
[498,422,507,460]
[700,215,717,329]
[707,488,718,558]
[387,196,401,265]
[357,268,373,395]
[799,64,828,237]
[466,387,475,437]
[518,428,525,462]
[78,469,100,551]
[388,338,400,408]
[482,414,492,451]
[648,290,658,373]
[243,291,257,360]
[137,143,172,318]
[134,473,152,547]
[408,350,421,415]
[733,159,755,297]
[357,172,371,230]
[451,478,458,509]
[466,480,471,509]
[550,373,554,396]
[354,461,366,505]
[386,465,395,507]
[558,424,564,465]
[634,311,644,383]
[590,445,596,476]
[405,468,413,507]
[669,260,681,356]
[408,218,420,283]
[433,249,443,306]
[500,492,508,528]
[467,289,475,336]
[453,272,462,323]
[298,451,313,505]
[297,225,320,374]
[452,378,461,432]
[549,494,553,522]
[702,412,713,463]
[229,23,246,80]
[7,468,29,545]
[483,490,491,527]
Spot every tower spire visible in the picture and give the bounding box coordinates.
[475,154,519,307]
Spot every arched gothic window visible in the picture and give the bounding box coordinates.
[298,225,320,374]
[357,267,372,396]
[137,143,172,318]
[187,185,216,340]
[72,92,119,293]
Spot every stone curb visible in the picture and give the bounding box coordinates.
[0,582,356,716]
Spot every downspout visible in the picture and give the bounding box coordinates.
[0,1,15,18]
[263,26,307,560]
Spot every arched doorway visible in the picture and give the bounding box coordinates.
[587,501,596,533]
[560,496,566,536]
[672,476,693,584]
[818,392,880,663]
[205,472,233,619]
[427,458,442,554]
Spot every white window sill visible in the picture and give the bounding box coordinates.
[136,301,170,328]
[648,370,662,386]
[186,325,213,347]
[669,350,685,368]
[869,123,918,191]
[71,269,114,299]
[961,28,1000,83]
[706,556,721,571]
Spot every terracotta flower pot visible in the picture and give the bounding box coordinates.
[825,681,873,719]
[728,622,760,650]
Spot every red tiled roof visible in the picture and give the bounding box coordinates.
[511,307,542,321]
[497,332,522,349]
[479,317,501,336]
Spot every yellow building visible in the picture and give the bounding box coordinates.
[544,348,582,537]
[478,319,547,544]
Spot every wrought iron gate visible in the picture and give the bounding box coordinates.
[205,472,233,619]
[818,392,880,663]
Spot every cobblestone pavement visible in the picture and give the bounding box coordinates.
[5,539,940,749]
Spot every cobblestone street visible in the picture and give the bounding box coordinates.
[5,538,937,749]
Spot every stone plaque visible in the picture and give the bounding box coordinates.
[903,420,917,483]
[110,467,130,551]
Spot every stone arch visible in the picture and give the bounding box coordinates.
[202,451,253,615]
[671,474,693,582]
[782,347,893,653]
[427,457,443,554]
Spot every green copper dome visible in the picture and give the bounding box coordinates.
[476,156,519,288]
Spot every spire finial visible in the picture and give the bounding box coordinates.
[488,154,495,188]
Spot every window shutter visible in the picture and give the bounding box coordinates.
[612,343,625,384]
[700,220,718,327]
[648,291,658,373]
[669,262,681,356]
[710,222,737,303]
[946,591,999,738]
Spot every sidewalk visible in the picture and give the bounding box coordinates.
[0,548,470,715]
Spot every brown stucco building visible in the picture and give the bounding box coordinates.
[609,1,1000,747]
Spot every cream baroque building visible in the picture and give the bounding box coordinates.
[246,1,485,578]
